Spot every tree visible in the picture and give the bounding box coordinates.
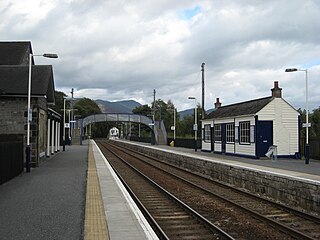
[310,108,320,137]
[74,98,101,118]
[53,91,67,116]
[132,104,152,116]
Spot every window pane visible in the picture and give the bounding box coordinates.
[239,121,250,144]
[214,124,221,142]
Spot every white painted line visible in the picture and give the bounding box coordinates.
[92,140,159,240]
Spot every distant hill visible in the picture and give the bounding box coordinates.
[178,108,214,119]
[95,99,141,113]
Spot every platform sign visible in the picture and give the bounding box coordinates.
[302,123,311,128]
[28,109,32,122]
[171,126,175,131]
[193,124,198,131]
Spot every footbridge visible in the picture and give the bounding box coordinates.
[78,113,167,145]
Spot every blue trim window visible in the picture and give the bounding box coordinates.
[226,123,235,143]
[204,124,211,142]
[214,124,221,142]
[239,121,250,144]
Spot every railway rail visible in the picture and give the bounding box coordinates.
[96,140,320,239]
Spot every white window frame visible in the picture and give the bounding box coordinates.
[226,123,235,143]
[214,124,221,142]
[239,121,250,144]
[204,124,211,142]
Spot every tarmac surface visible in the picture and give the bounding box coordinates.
[0,143,88,240]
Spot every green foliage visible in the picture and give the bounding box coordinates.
[74,97,101,118]
[53,91,67,116]
[310,108,320,137]
[132,104,152,116]
[132,98,202,138]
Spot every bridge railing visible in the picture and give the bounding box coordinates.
[81,113,153,129]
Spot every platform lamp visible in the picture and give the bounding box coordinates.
[285,68,309,164]
[26,53,58,172]
[188,97,198,152]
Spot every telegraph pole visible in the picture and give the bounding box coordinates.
[152,89,156,145]
[153,89,156,123]
[201,62,205,119]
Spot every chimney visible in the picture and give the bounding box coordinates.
[215,98,221,109]
[271,81,282,98]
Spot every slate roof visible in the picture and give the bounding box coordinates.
[205,96,273,119]
[0,41,32,65]
[0,65,55,103]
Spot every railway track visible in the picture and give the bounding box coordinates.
[97,141,233,240]
[97,140,320,239]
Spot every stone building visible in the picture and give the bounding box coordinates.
[0,41,60,167]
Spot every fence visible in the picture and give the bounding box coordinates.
[301,137,320,160]
[167,138,202,149]
[0,134,24,185]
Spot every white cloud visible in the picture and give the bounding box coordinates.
[1,0,320,111]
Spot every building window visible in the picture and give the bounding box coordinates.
[204,124,211,142]
[214,124,221,142]
[226,123,235,143]
[239,121,250,144]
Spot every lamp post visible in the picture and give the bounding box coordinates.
[188,97,198,152]
[26,53,58,172]
[285,68,309,164]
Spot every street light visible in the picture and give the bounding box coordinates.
[26,53,58,172]
[285,68,309,164]
[188,96,198,152]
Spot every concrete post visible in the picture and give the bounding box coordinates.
[47,116,51,157]
[57,122,60,151]
[51,119,55,154]
[55,121,58,152]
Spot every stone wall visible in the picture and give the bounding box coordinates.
[112,140,320,215]
[0,96,49,166]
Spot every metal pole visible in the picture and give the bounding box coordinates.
[201,62,205,119]
[305,70,309,164]
[63,98,66,151]
[195,103,197,152]
[26,53,32,172]
[173,108,176,141]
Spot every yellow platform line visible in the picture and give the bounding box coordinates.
[84,142,110,240]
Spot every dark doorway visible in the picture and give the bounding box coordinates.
[257,121,273,157]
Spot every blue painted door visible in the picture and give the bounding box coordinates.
[257,121,273,157]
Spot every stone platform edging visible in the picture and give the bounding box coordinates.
[113,140,320,215]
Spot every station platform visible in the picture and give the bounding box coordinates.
[120,139,320,183]
[0,140,158,240]
[88,140,157,240]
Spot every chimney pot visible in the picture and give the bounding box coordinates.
[271,81,282,98]
[215,98,221,109]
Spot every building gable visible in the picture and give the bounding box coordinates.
[0,41,32,65]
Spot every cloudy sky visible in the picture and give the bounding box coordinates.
[1,0,320,111]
